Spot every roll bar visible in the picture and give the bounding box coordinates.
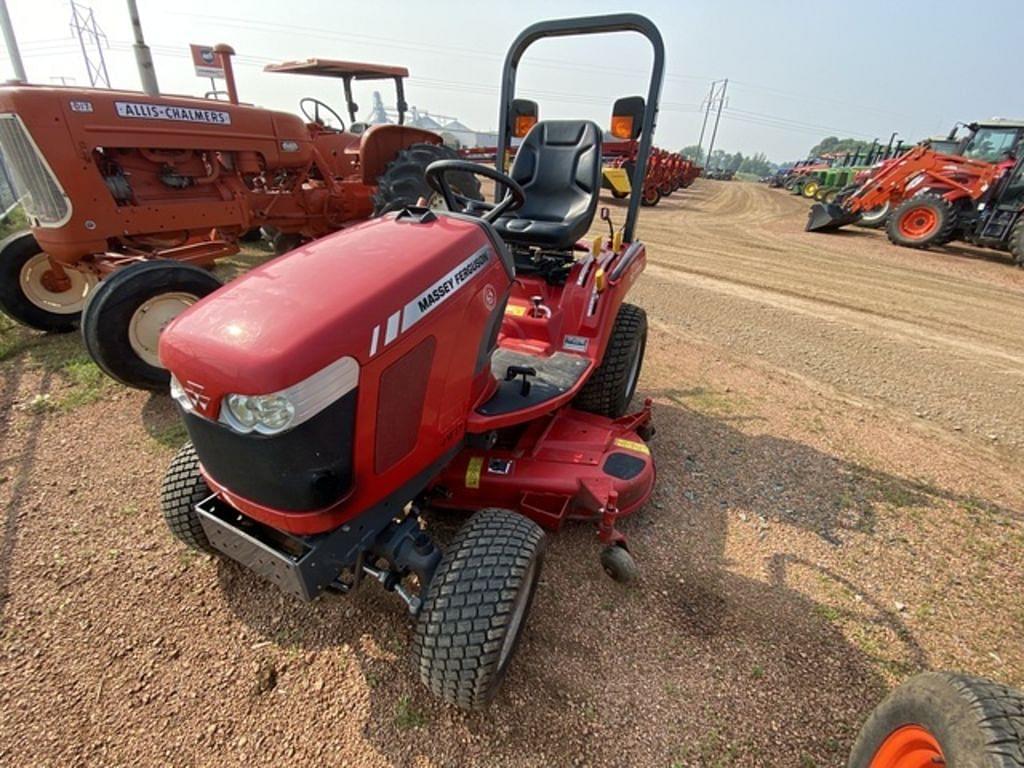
[495,14,665,243]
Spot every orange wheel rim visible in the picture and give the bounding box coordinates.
[899,207,938,238]
[869,725,945,768]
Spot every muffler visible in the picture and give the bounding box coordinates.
[805,202,860,232]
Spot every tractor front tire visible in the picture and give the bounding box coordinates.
[848,672,1024,768]
[1009,219,1024,267]
[574,303,647,418]
[160,442,216,554]
[373,143,482,216]
[82,261,222,391]
[887,195,957,250]
[0,231,96,332]
[412,509,545,710]
[641,188,661,207]
[854,201,891,229]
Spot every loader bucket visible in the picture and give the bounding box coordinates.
[805,202,859,232]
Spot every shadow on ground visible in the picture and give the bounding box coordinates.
[198,389,1005,765]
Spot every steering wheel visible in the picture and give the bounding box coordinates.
[425,159,526,223]
[299,98,345,132]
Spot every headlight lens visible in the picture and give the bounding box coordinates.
[225,393,296,432]
[216,356,358,436]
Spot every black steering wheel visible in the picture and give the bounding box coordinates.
[299,98,345,132]
[425,159,526,223]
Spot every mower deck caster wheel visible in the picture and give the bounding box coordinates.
[600,545,638,584]
[82,261,222,390]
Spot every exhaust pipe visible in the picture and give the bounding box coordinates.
[806,202,860,232]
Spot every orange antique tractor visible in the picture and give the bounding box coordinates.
[0,49,478,389]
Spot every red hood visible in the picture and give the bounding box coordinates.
[159,214,495,411]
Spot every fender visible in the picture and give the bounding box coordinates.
[359,124,443,184]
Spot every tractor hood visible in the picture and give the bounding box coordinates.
[159,213,502,415]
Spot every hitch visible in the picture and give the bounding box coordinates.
[806,202,860,232]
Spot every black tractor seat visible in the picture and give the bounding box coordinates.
[494,120,602,251]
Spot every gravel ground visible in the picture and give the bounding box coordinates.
[1,180,1023,766]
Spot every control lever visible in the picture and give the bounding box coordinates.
[505,365,537,396]
[529,295,551,318]
[600,206,614,241]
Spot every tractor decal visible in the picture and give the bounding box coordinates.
[114,101,232,125]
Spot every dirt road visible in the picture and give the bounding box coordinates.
[1,181,1022,766]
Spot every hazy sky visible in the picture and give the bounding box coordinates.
[4,0,1024,161]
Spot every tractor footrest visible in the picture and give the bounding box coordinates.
[197,495,333,601]
[478,349,590,416]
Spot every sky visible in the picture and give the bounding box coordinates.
[3,0,1024,162]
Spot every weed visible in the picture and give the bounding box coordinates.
[394,696,427,729]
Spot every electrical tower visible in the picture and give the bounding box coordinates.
[696,79,729,167]
[69,0,110,88]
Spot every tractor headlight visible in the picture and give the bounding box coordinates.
[217,356,359,436]
[225,393,295,433]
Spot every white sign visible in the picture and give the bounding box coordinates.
[114,101,231,125]
[401,246,491,332]
[190,44,225,79]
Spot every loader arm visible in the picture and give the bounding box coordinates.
[807,146,1006,232]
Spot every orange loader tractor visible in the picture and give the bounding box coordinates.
[0,48,479,389]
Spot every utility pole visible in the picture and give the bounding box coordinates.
[696,80,717,164]
[706,78,729,166]
[69,1,110,88]
[126,0,159,95]
[0,0,26,81]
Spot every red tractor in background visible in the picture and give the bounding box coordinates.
[0,48,478,389]
[603,141,697,206]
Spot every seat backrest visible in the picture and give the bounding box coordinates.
[507,120,602,244]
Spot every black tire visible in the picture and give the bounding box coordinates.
[854,201,891,229]
[81,261,222,391]
[611,189,629,200]
[641,188,661,207]
[373,143,482,216]
[270,231,304,255]
[160,442,216,553]
[0,231,91,332]
[574,303,647,418]
[600,545,638,583]
[412,508,545,710]
[886,195,957,250]
[239,228,263,244]
[1009,219,1024,267]
[848,672,1024,768]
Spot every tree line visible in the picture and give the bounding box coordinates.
[680,145,774,176]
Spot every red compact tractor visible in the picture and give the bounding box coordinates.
[0,50,477,389]
[157,14,664,709]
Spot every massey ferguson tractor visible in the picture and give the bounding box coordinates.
[156,13,664,709]
[0,48,478,389]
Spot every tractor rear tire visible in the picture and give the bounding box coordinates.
[82,261,222,391]
[160,442,216,554]
[886,195,957,250]
[1009,219,1024,267]
[854,201,890,229]
[0,231,96,332]
[373,143,482,216]
[848,672,1024,768]
[802,180,820,199]
[574,303,647,418]
[412,508,545,710]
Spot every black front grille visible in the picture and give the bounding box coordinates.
[182,390,357,511]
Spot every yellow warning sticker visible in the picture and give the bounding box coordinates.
[465,456,483,488]
[613,438,650,455]
[505,304,527,316]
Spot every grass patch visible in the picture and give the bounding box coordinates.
[58,354,110,410]
[394,696,428,730]
[148,420,189,449]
